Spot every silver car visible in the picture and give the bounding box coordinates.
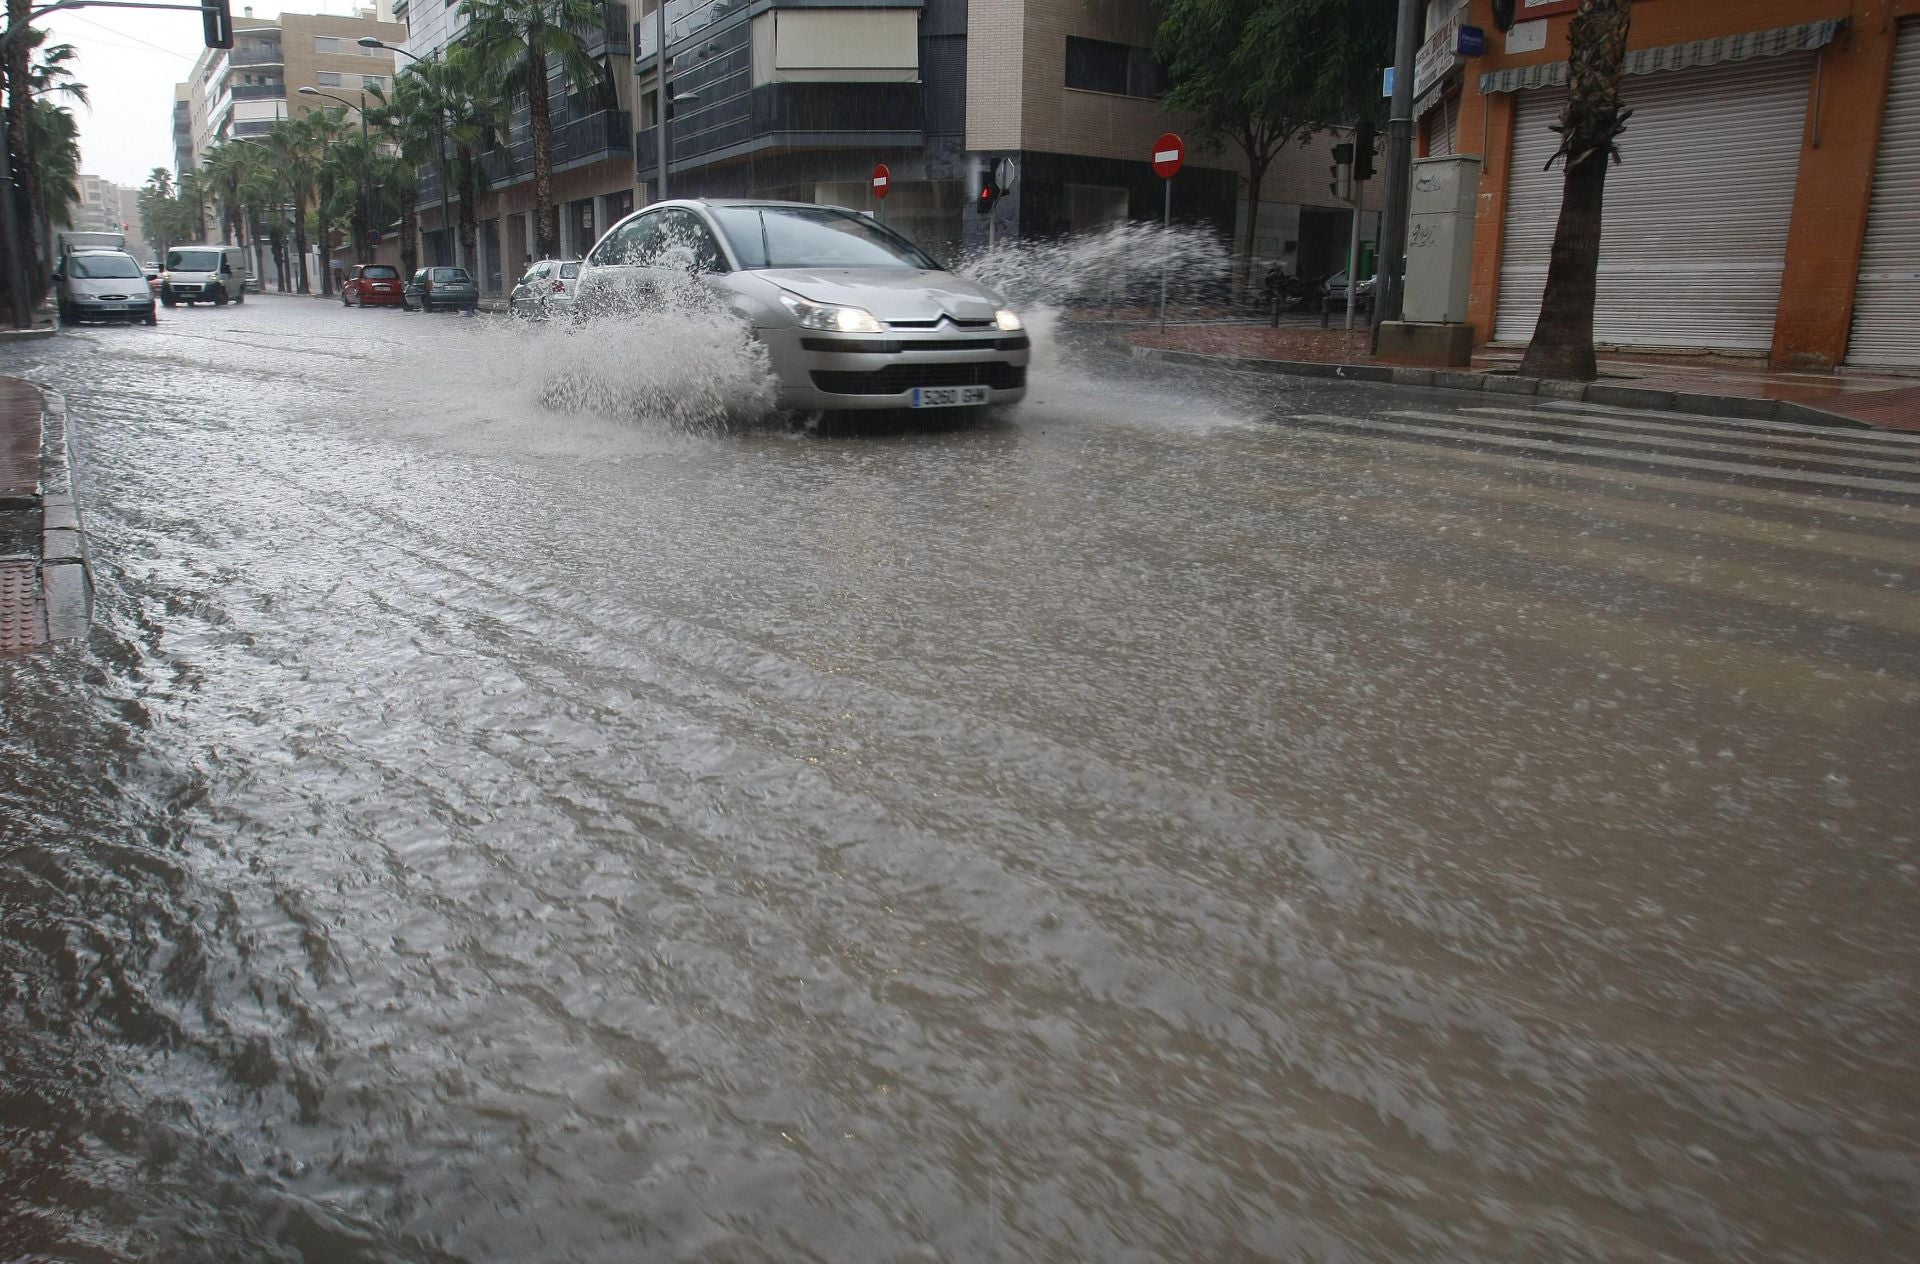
[509,258,582,319]
[573,199,1029,414]
[57,250,158,326]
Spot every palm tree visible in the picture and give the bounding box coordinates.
[27,99,79,270]
[1514,0,1634,381]
[200,141,262,247]
[297,107,350,294]
[461,0,605,260]
[265,117,319,293]
[367,72,444,276]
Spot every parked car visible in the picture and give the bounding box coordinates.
[572,199,1028,415]
[404,266,479,313]
[508,259,582,319]
[160,244,248,307]
[343,263,406,307]
[55,249,158,326]
[1323,269,1376,314]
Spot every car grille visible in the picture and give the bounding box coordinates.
[811,364,1027,395]
[886,317,997,330]
[800,336,1030,354]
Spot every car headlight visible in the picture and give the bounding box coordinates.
[779,293,884,334]
[994,308,1023,332]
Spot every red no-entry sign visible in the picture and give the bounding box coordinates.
[1151,133,1185,180]
[871,164,891,199]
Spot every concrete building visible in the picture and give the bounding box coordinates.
[180,6,406,167]
[392,0,1379,294]
[398,0,637,289]
[1436,0,1920,369]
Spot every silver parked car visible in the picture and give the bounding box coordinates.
[509,258,582,319]
[56,249,158,326]
[573,199,1029,415]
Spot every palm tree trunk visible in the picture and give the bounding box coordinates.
[529,47,557,260]
[293,206,309,294]
[1519,0,1632,381]
[457,150,480,274]
[400,190,419,278]
[317,176,335,295]
[7,0,44,302]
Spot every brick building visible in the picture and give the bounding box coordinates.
[1426,0,1920,369]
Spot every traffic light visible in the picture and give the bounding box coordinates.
[202,0,234,49]
[1354,120,1378,183]
[976,181,997,216]
[1329,142,1354,202]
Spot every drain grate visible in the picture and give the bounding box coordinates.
[0,558,46,652]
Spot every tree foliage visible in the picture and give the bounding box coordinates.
[1157,0,1394,281]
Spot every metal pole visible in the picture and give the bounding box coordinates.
[654,0,668,200]
[359,92,370,264]
[1158,176,1170,333]
[1374,0,1420,331]
[1345,198,1362,331]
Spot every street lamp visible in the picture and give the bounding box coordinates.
[361,37,457,268]
[300,85,373,267]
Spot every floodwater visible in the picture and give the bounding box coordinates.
[2,290,1918,1263]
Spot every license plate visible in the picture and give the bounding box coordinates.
[910,385,989,409]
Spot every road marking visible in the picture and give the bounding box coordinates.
[1354,458,1920,568]
[1462,405,1920,467]
[1526,397,1920,446]
[1286,420,1920,527]
[1301,412,1920,497]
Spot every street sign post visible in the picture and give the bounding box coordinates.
[1151,133,1183,331]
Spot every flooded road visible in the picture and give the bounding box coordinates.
[3,296,1918,1262]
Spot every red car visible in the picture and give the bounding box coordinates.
[342,263,405,307]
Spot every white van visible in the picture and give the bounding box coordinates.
[161,244,248,307]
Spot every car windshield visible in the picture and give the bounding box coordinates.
[69,255,143,279]
[710,206,938,271]
[363,266,399,279]
[167,250,221,271]
[430,268,469,283]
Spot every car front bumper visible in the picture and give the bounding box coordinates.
[758,324,1031,412]
[71,298,153,320]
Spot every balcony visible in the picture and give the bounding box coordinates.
[478,109,634,188]
[232,119,275,137]
[230,83,286,101]
[231,45,285,66]
[634,82,920,174]
[579,3,629,58]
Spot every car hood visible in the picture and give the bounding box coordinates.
[756,269,1003,323]
[69,277,143,295]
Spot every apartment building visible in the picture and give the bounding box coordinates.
[181,7,406,168]
[400,0,636,288]
[1439,0,1920,369]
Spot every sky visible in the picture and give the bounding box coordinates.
[39,1,371,190]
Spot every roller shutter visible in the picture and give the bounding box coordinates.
[1848,20,1920,367]
[1495,56,1811,350]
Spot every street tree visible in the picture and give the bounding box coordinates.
[200,142,260,248]
[1157,0,1393,293]
[1509,0,1634,381]
[265,119,320,293]
[461,0,607,260]
[366,78,440,277]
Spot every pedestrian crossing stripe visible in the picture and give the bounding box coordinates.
[1463,405,1920,466]
[1394,409,1920,478]
[1288,418,1920,526]
[1525,398,1920,446]
[1302,412,1920,497]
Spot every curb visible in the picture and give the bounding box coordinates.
[1126,344,1884,431]
[37,389,90,640]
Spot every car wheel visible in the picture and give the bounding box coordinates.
[212,288,228,307]
[233,289,244,305]
[160,296,175,308]
[143,306,157,326]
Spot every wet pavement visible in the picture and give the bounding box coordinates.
[2,294,1918,1262]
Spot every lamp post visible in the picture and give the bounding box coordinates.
[361,37,456,267]
[300,86,372,268]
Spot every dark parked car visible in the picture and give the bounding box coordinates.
[404,266,479,313]
[1323,269,1376,314]
[343,263,406,307]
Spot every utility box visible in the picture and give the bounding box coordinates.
[1402,155,1480,326]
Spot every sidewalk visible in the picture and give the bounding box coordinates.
[1112,322,1920,432]
[0,376,90,654]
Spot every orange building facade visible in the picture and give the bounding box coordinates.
[1419,0,1920,370]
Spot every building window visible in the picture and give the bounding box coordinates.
[1064,36,1166,99]
[315,36,341,54]
[362,75,386,90]
[316,71,342,86]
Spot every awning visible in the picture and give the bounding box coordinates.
[1478,19,1844,94]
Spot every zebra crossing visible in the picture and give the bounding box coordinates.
[1267,396,1920,718]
